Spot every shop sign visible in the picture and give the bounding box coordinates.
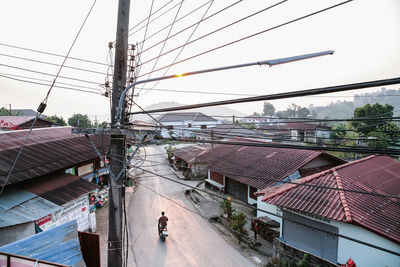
[78,163,94,176]
[36,214,52,226]
[65,167,76,175]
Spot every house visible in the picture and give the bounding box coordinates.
[127,120,160,141]
[0,127,110,245]
[242,115,279,126]
[196,124,271,142]
[196,138,345,205]
[256,155,400,267]
[157,112,219,138]
[0,220,89,267]
[0,116,55,131]
[171,145,210,179]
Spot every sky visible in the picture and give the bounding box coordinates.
[1,0,399,123]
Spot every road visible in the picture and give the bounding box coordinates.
[127,145,255,267]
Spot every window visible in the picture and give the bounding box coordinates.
[166,125,173,130]
[188,123,192,128]
[201,125,207,129]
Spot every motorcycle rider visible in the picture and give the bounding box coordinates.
[158,211,168,233]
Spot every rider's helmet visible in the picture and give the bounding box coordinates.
[161,211,165,216]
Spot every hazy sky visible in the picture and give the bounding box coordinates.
[1,0,399,122]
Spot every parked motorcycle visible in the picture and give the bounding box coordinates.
[158,222,168,241]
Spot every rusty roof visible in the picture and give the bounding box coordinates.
[20,172,98,206]
[258,155,400,244]
[196,138,345,189]
[171,145,209,163]
[0,127,109,186]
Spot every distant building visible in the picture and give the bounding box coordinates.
[0,116,54,131]
[157,112,219,138]
[197,124,271,142]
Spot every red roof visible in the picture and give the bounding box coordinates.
[0,127,109,186]
[196,138,344,189]
[171,145,209,163]
[258,155,400,244]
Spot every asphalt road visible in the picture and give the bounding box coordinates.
[127,145,255,267]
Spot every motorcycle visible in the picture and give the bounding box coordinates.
[158,222,168,241]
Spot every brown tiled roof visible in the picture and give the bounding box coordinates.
[19,172,98,206]
[258,155,400,244]
[196,138,344,189]
[0,127,109,186]
[171,145,209,163]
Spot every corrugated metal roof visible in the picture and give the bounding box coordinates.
[171,145,209,163]
[21,172,98,206]
[196,138,345,189]
[0,127,110,186]
[0,220,86,267]
[0,187,60,228]
[157,112,217,122]
[259,155,400,244]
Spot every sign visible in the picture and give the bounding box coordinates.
[35,214,52,227]
[78,163,94,176]
[65,167,76,175]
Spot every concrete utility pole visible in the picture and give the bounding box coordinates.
[109,0,130,266]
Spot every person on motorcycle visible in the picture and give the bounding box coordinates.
[158,211,168,233]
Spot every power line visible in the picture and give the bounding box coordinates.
[0,63,103,85]
[0,42,109,67]
[135,0,214,46]
[0,74,103,95]
[137,0,243,56]
[0,53,108,75]
[128,77,400,115]
[137,0,287,70]
[136,0,352,78]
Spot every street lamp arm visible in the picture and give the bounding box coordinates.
[116,50,334,123]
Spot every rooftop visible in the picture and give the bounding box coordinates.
[171,145,209,163]
[157,112,217,123]
[196,138,344,189]
[258,155,400,244]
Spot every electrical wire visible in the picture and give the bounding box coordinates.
[128,77,400,115]
[0,63,103,85]
[0,53,108,75]
[139,0,215,96]
[137,0,285,64]
[0,42,110,66]
[136,0,353,78]
[0,74,103,95]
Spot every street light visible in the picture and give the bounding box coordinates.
[115,50,334,123]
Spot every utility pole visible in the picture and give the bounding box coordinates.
[109,0,130,266]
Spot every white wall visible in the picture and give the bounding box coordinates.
[247,186,257,205]
[160,120,219,138]
[257,197,282,226]
[331,220,400,267]
[52,195,91,232]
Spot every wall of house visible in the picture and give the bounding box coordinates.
[160,120,219,138]
[247,186,257,205]
[0,222,35,247]
[191,163,208,178]
[210,171,224,185]
[52,195,91,232]
[330,220,400,267]
[257,197,282,226]
[301,156,335,169]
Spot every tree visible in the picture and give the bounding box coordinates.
[330,123,346,145]
[351,103,400,148]
[46,115,67,126]
[68,113,92,128]
[93,121,108,128]
[0,107,23,116]
[263,102,275,116]
[276,103,310,118]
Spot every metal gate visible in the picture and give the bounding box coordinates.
[282,211,338,263]
[226,178,248,202]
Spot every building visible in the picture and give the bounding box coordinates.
[0,127,109,245]
[157,112,219,138]
[197,124,270,142]
[127,120,160,141]
[0,116,55,131]
[171,145,210,179]
[256,155,400,267]
[196,138,345,205]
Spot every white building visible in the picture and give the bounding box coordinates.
[157,112,219,138]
